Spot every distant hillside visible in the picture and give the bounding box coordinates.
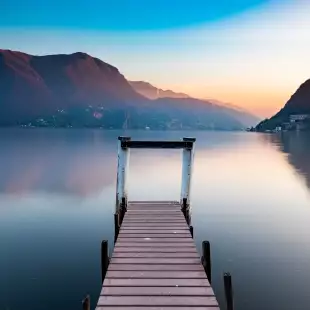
[0,49,247,130]
[131,81,260,127]
[256,79,310,131]
[206,99,261,128]
[129,81,190,100]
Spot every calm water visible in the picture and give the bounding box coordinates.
[1,129,310,310]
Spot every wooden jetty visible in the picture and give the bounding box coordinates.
[90,137,232,310]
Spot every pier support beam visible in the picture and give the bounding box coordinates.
[116,136,131,214]
[189,225,194,238]
[202,240,212,283]
[182,198,189,224]
[82,295,90,310]
[224,272,234,310]
[180,137,195,205]
[101,240,109,283]
[120,197,127,225]
[114,213,120,244]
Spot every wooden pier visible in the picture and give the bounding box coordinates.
[91,137,229,310]
[96,200,219,309]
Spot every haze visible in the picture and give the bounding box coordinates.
[1,0,310,117]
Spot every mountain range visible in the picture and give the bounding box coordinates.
[129,81,260,128]
[0,49,260,130]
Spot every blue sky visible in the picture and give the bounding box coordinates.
[1,0,310,117]
[2,0,267,30]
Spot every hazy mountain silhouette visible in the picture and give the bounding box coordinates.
[131,80,260,127]
[256,79,310,131]
[0,49,248,130]
[129,81,190,99]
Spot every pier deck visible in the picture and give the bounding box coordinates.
[96,201,219,309]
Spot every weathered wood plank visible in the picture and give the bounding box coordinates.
[120,226,189,229]
[117,238,193,243]
[103,278,210,286]
[114,247,197,253]
[120,227,189,234]
[127,209,181,212]
[108,264,204,271]
[122,222,189,230]
[112,252,199,258]
[124,218,185,222]
[122,223,189,230]
[128,200,179,204]
[106,271,207,278]
[110,258,201,264]
[125,216,183,218]
[115,243,195,248]
[97,296,219,306]
[122,222,188,226]
[127,209,180,216]
[100,286,215,296]
[96,307,219,310]
[117,233,192,238]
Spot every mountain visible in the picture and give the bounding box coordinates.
[130,80,260,127]
[0,49,146,126]
[280,79,310,115]
[256,79,310,131]
[129,81,190,99]
[0,49,246,130]
[206,99,261,128]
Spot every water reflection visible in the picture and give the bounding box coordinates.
[2,129,310,310]
[0,129,117,196]
[264,132,310,191]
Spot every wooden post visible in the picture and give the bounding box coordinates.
[101,240,109,283]
[120,197,126,225]
[182,198,191,225]
[180,137,195,204]
[190,225,193,238]
[202,241,212,283]
[182,198,187,219]
[116,136,130,214]
[114,213,119,244]
[82,295,90,310]
[224,272,234,310]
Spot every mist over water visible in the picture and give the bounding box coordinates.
[1,129,310,310]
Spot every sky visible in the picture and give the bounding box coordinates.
[1,0,310,118]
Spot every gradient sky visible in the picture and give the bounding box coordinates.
[1,0,310,117]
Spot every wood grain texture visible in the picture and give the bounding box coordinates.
[96,307,219,310]
[117,233,192,238]
[110,258,201,264]
[97,296,218,306]
[101,286,215,295]
[114,247,197,253]
[106,271,207,278]
[102,278,211,286]
[112,252,199,258]
[108,264,204,271]
[96,201,218,309]
[117,237,193,242]
[120,228,190,231]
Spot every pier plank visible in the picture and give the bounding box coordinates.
[95,201,219,310]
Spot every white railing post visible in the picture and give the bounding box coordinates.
[116,136,131,213]
[181,137,195,204]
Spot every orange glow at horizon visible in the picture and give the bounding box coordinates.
[1,0,309,119]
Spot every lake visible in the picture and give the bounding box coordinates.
[1,129,310,310]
